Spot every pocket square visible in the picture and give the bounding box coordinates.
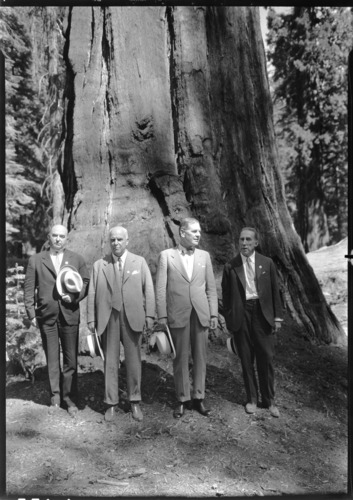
[132,270,140,275]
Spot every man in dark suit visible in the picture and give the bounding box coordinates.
[156,217,218,419]
[221,227,283,417]
[24,224,89,415]
[87,226,155,422]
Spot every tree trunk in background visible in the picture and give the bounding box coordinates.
[59,6,345,344]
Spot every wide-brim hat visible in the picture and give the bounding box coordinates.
[227,337,237,355]
[155,325,176,359]
[87,331,105,360]
[56,265,83,296]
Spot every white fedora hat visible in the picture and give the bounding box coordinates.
[56,265,83,296]
[227,337,237,355]
[87,331,105,360]
[155,325,176,359]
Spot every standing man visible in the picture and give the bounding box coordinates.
[221,227,284,417]
[87,226,155,422]
[24,224,89,415]
[156,217,218,419]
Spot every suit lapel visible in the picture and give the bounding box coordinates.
[122,251,134,283]
[254,252,261,282]
[254,252,267,285]
[233,254,246,291]
[42,251,57,276]
[102,254,116,292]
[190,249,201,281]
[170,248,189,282]
[60,249,70,270]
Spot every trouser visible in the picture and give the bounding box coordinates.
[39,313,78,406]
[101,307,142,405]
[169,308,209,402]
[233,299,275,407]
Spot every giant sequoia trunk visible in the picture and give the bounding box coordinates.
[57,6,345,344]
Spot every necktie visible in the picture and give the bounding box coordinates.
[246,258,255,281]
[111,260,122,311]
[118,257,123,276]
[246,257,256,294]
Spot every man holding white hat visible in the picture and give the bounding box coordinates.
[24,224,89,415]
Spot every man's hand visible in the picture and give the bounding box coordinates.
[145,317,154,331]
[210,316,218,330]
[158,318,168,326]
[88,322,96,334]
[31,317,38,328]
[61,294,72,303]
[274,320,282,333]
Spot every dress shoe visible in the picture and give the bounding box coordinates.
[105,405,118,422]
[184,400,193,411]
[245,403,257,414]
[67,405,78,417]
[64,398,78,417]
[269,405,280,418]
[193,399,211,416]
[131,403,143,422]
[173,403,184,419]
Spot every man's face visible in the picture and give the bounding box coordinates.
[110,228,128,257]
[239,229,258,257]
[180,222,201,249]
[48,225,68,252]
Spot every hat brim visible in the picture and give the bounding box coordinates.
[227,337,237,355]
[87,331,105,360]
[56,265,82,296]
[155,325,176,359]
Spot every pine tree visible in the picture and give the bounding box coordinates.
[267,6,351,250]
[1,7,43,254]
[2,7,66,256]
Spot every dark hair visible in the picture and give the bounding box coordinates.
[240,227,259,240]
[179,217,200,234]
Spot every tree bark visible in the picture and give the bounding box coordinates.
[59,6,345,345]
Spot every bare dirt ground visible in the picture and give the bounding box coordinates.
[6,241,348,497]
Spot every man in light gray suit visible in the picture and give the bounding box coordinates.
[156,217,218,418]
[87,226,155,422]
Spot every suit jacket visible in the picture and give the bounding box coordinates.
[221,251,283,332]
[86,251,155,335]
[24,249,89,326]
[156,247,218,328]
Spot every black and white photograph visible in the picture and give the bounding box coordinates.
[2,4,350,498]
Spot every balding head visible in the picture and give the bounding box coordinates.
[109,226,129,257]
[48,224,68,252]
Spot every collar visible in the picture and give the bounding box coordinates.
[49,249,64,256]
[178,244,195,256]
[241,252,255,264]
[112,250,127,265]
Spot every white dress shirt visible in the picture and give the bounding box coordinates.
[241,252,258,300]
[178,245,194,280]
[50,250,64,275]
[112,250,127,273]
